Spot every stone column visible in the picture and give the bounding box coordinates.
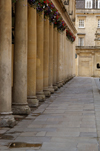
[76,53,79,76]
[64,35,67,82]
[70,43,73,77]
[57,32,63,88]
[65,38,68,82]
[12,0,30,115]
[43,19,51,97]
[69,41,71,78]
[27,6,39,107]
[0,0,15,127]
[64,34,67,82]
[53,28,58,90]
[62,31,65,85]
[72,42,75,77]
[36,12,45,101]
[77,53,80,76]
[67,39,70,80]
[48,23,54,93]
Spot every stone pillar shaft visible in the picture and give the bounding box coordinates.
[57,32,63,87]
[43,19,49,89]
[27,6,39,107]
[43,19,51,97]
[13,0,30,114]
[53,28,58,90]
[0,0,15,127]
[62,32,65,84]
[49,24,53,86]
[36,12,45,101]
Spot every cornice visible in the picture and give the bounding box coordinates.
[51,0,77,34]
[76,46,100,50]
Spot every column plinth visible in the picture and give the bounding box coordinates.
[12,104,30,115]
[12,0,30,115]
[0,0,15,127]
[36,92,45,102]
[0,112,15,128]
[27,96,39,107]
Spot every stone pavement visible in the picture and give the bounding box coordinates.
[1,77,100,151]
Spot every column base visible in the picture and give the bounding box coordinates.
[12,104,31,115]
[57,81,63,88]
[48,86,55,94]
[65,79,68,83]
[36,92,45,102]
[62,80,65,85]
[53,85,58,91]
[43,88,51,97]
[0,112,16,128]
[27,96,39,107]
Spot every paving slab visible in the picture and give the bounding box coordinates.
[1,77,100,151]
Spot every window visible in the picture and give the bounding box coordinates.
[78,38,84,46]
[98,0,100,8]
[98,20,100,28]
[85,0,92,9]
[79,20,84,28]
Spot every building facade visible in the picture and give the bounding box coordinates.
[0,0,76,127]
[76,0,100,77]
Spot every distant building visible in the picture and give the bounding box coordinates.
[76,0,100,77]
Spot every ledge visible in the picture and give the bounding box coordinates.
[77,33,86,35]
[76,46,100,50]
[52,0,77,34]
[76,9,100,14]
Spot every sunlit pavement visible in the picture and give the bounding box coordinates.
[1,77,100,151]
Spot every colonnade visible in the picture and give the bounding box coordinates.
[0,0,76,127]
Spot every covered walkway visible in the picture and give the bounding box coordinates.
[0,77,100,151]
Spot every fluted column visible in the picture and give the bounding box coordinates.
[53,27,58,90]
[69,41,71,78]
[73,42,76,76]
[0,0,15,127]
[12,0,30,115]
[65,34,68,82]
[48,23,54,93]
[43,19,51,97]
[67,40,69,78]
[27,6,39,107]
[62,31,65,84]
[57,32,63,88]
[36,12,45,101]
[63,30,66,84]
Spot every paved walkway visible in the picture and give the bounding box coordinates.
[1,77,100,151]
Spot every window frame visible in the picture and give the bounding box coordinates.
[79,19,84,28]
[85,0,93,9]
[98,0,100,8]
[98,19,100,28]
[78,37,84,46]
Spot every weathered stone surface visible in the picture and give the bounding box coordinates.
[12,105,30,115]
[0,115,16,128]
